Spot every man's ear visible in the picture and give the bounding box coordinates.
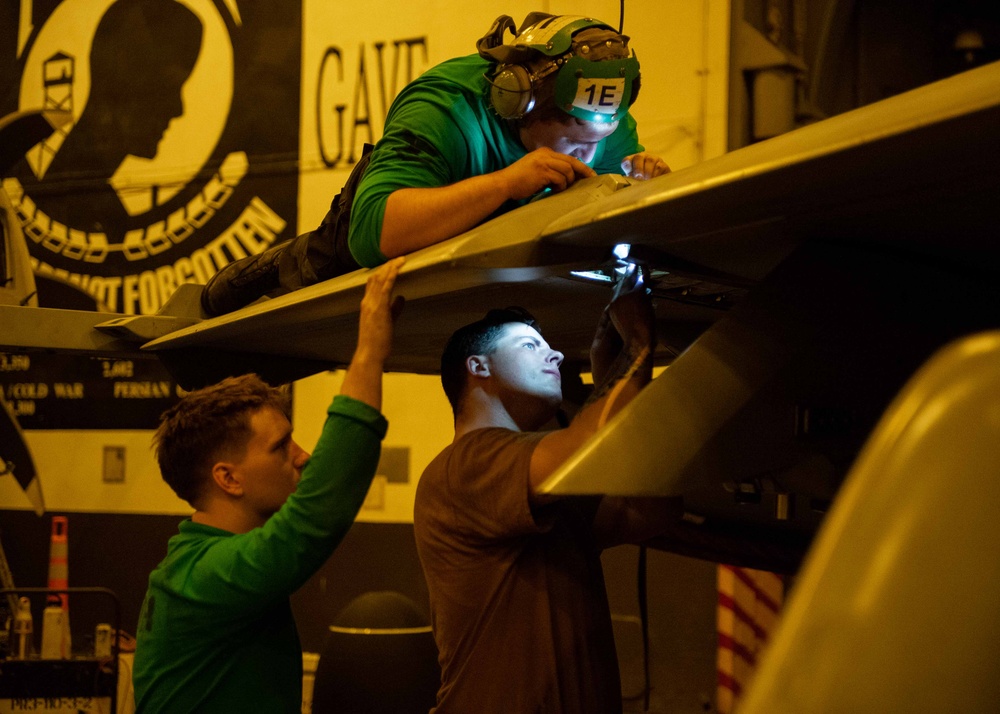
[211,462,243,497]
[467,354,490,378]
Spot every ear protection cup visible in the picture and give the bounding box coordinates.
[489,64,535,119]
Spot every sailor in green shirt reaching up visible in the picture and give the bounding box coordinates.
[201,11,669,316]
[132,257,406,713]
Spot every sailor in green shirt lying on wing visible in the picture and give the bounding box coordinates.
[201,12,669,316]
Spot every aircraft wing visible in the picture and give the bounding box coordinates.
[3,62,998,571]
[134,173,652,381]
[533,60,1000,569]
[126,60,998,382]
[7,61,997,382]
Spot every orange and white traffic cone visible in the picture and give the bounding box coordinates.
[43,516,71,657]
[47,516,69,609]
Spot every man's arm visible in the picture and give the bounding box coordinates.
[378,148,596,258]
[204,258,407,603]
[528,277,655,499]
[339,257,406,408]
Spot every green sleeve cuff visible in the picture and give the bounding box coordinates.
[348,227,389,268]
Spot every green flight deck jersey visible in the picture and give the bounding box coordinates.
[132,395,388,713]
[347,53,643,268]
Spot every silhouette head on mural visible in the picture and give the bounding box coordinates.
[41,0,203,230]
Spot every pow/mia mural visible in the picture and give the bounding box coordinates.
[1,0,300,315]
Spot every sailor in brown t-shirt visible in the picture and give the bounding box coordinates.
[414,275,681,713]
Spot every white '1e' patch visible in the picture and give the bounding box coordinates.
[573,78,625,115]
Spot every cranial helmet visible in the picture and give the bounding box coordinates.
[477,12,641,123]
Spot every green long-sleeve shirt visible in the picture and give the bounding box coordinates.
[348,53,643,268]
[132,395,388,713]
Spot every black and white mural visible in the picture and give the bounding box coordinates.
[1,0,301,315]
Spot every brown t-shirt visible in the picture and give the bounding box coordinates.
[413,428,623,714]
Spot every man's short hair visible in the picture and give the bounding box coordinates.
[153,373,290,507]
[440,307,539,412]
